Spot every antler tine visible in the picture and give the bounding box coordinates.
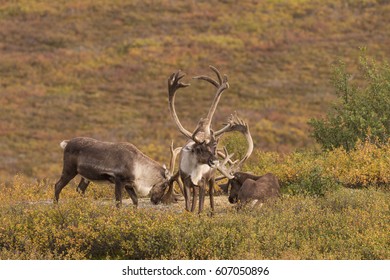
[168,70,193,139]
[232,111,244,125]
[231,111,245,124]
[222,146,235,165]
[193,75,219,88]
[169,141,182,174]
[209,65,223,85]
[215,111,247,136]
[218,146,239,165]
[216,147,236,180]
[217,150,237,165]
[193,65,228,89]
[168,70,190,93]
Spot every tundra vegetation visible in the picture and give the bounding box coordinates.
[0,0,389,259]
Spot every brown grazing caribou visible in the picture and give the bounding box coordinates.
[54,137,180,207]
[167,66,253,214]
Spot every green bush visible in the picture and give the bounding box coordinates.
[309,52,390,151]
[285,166,340,196]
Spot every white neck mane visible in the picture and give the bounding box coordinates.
[180,142,213,185]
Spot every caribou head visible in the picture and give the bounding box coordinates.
[150,142,182,205]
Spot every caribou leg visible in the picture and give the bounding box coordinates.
[54,171,77,202]
[191,186,198,212]
[114,179,124,208]
[208,178,215,214]
[184,185,191,211]
[125,185,138,207]
[182,176,195,212]
[198,179,206,214]
[183,177,191,211]
[76,177,90,195]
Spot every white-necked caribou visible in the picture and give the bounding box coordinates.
[167,66,254,214]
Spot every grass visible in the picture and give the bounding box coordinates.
[0,182,388,260]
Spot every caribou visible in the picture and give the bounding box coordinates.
[167,66,253,214]
[54,137,180,207]
[219,171,281,210]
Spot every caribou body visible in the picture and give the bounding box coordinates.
[54,137,177,207]
[220,172,280,209]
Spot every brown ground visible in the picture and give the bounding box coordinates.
[122,195,234,214]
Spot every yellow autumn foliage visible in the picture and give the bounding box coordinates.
[248,140,390,195]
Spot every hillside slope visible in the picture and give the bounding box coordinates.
[1,0,390,180]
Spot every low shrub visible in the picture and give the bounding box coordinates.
[247,140,390,195]
[0,184,388,260]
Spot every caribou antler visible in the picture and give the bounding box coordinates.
[194,65,223,87]
[168,71,192,139]
[192,67,253,168]
[169,141,182,175]
[216,147,236,180]
[216,112,254,168]
[168,66,229,144]
[161,141,183,204]
[191,65,229,143]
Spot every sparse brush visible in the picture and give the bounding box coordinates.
[0,177,389,260]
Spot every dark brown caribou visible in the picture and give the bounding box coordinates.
[219,171,281,209]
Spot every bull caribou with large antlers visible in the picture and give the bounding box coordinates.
[167,66,253,214]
